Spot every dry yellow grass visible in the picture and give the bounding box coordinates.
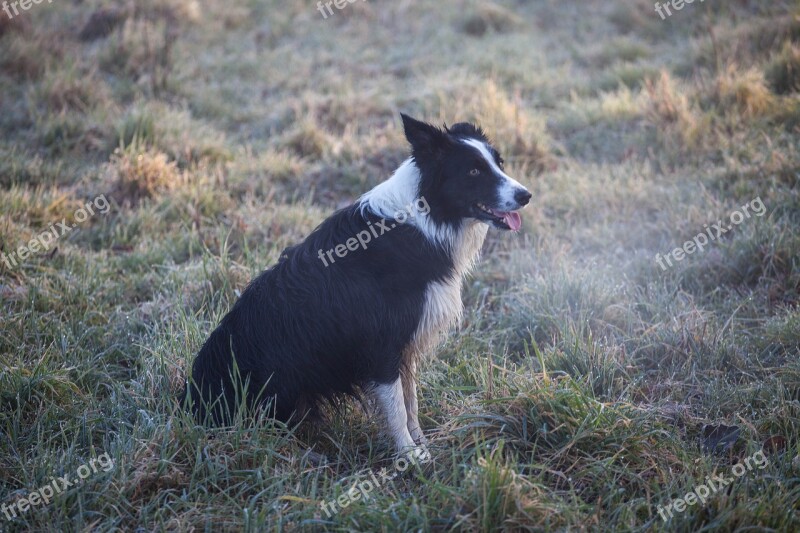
[109,147,183,203]
[715,64,775,118]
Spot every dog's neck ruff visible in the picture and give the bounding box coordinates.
[358,158,487,268]
[358,159,447,243]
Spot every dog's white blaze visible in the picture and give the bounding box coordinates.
[373,377,417,452]
[462,138,527,209]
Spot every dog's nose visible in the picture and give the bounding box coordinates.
[514,189,532,206]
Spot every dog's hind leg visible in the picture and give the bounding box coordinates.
[401,360,427,445]
[372,377,417,453]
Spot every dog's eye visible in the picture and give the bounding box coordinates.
[469,169,480,176]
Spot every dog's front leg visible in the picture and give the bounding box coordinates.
[373,377,417,453]
[401,361,426,445]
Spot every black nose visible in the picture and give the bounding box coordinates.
[514,189,532,206]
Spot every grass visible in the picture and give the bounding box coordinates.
[1,0,799,531]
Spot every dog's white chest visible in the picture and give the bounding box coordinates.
[417,278,464,354]
[407,223,488,361]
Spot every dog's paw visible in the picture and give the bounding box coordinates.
[400,444,431,465]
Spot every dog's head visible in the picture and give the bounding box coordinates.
[401,113,531,231]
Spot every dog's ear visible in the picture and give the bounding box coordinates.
[400,113,449,157]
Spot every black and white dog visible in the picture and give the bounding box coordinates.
[184,114,531,453]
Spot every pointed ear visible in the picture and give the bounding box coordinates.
[400,113,448,156]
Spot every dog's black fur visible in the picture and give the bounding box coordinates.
[185,207,452,424]
[184,114,531,439]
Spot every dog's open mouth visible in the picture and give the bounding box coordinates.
[474,203,523,231]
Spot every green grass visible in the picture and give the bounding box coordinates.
[1,0,800,531]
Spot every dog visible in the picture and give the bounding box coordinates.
[184,113,532,454]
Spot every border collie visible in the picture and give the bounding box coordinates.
[184,114,531,454]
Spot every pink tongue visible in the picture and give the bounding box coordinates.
[488,208,523,231]
[503,212,522,231]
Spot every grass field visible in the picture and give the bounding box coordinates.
[2,0,800,531]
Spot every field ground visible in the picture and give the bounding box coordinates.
[1,0,800,531]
